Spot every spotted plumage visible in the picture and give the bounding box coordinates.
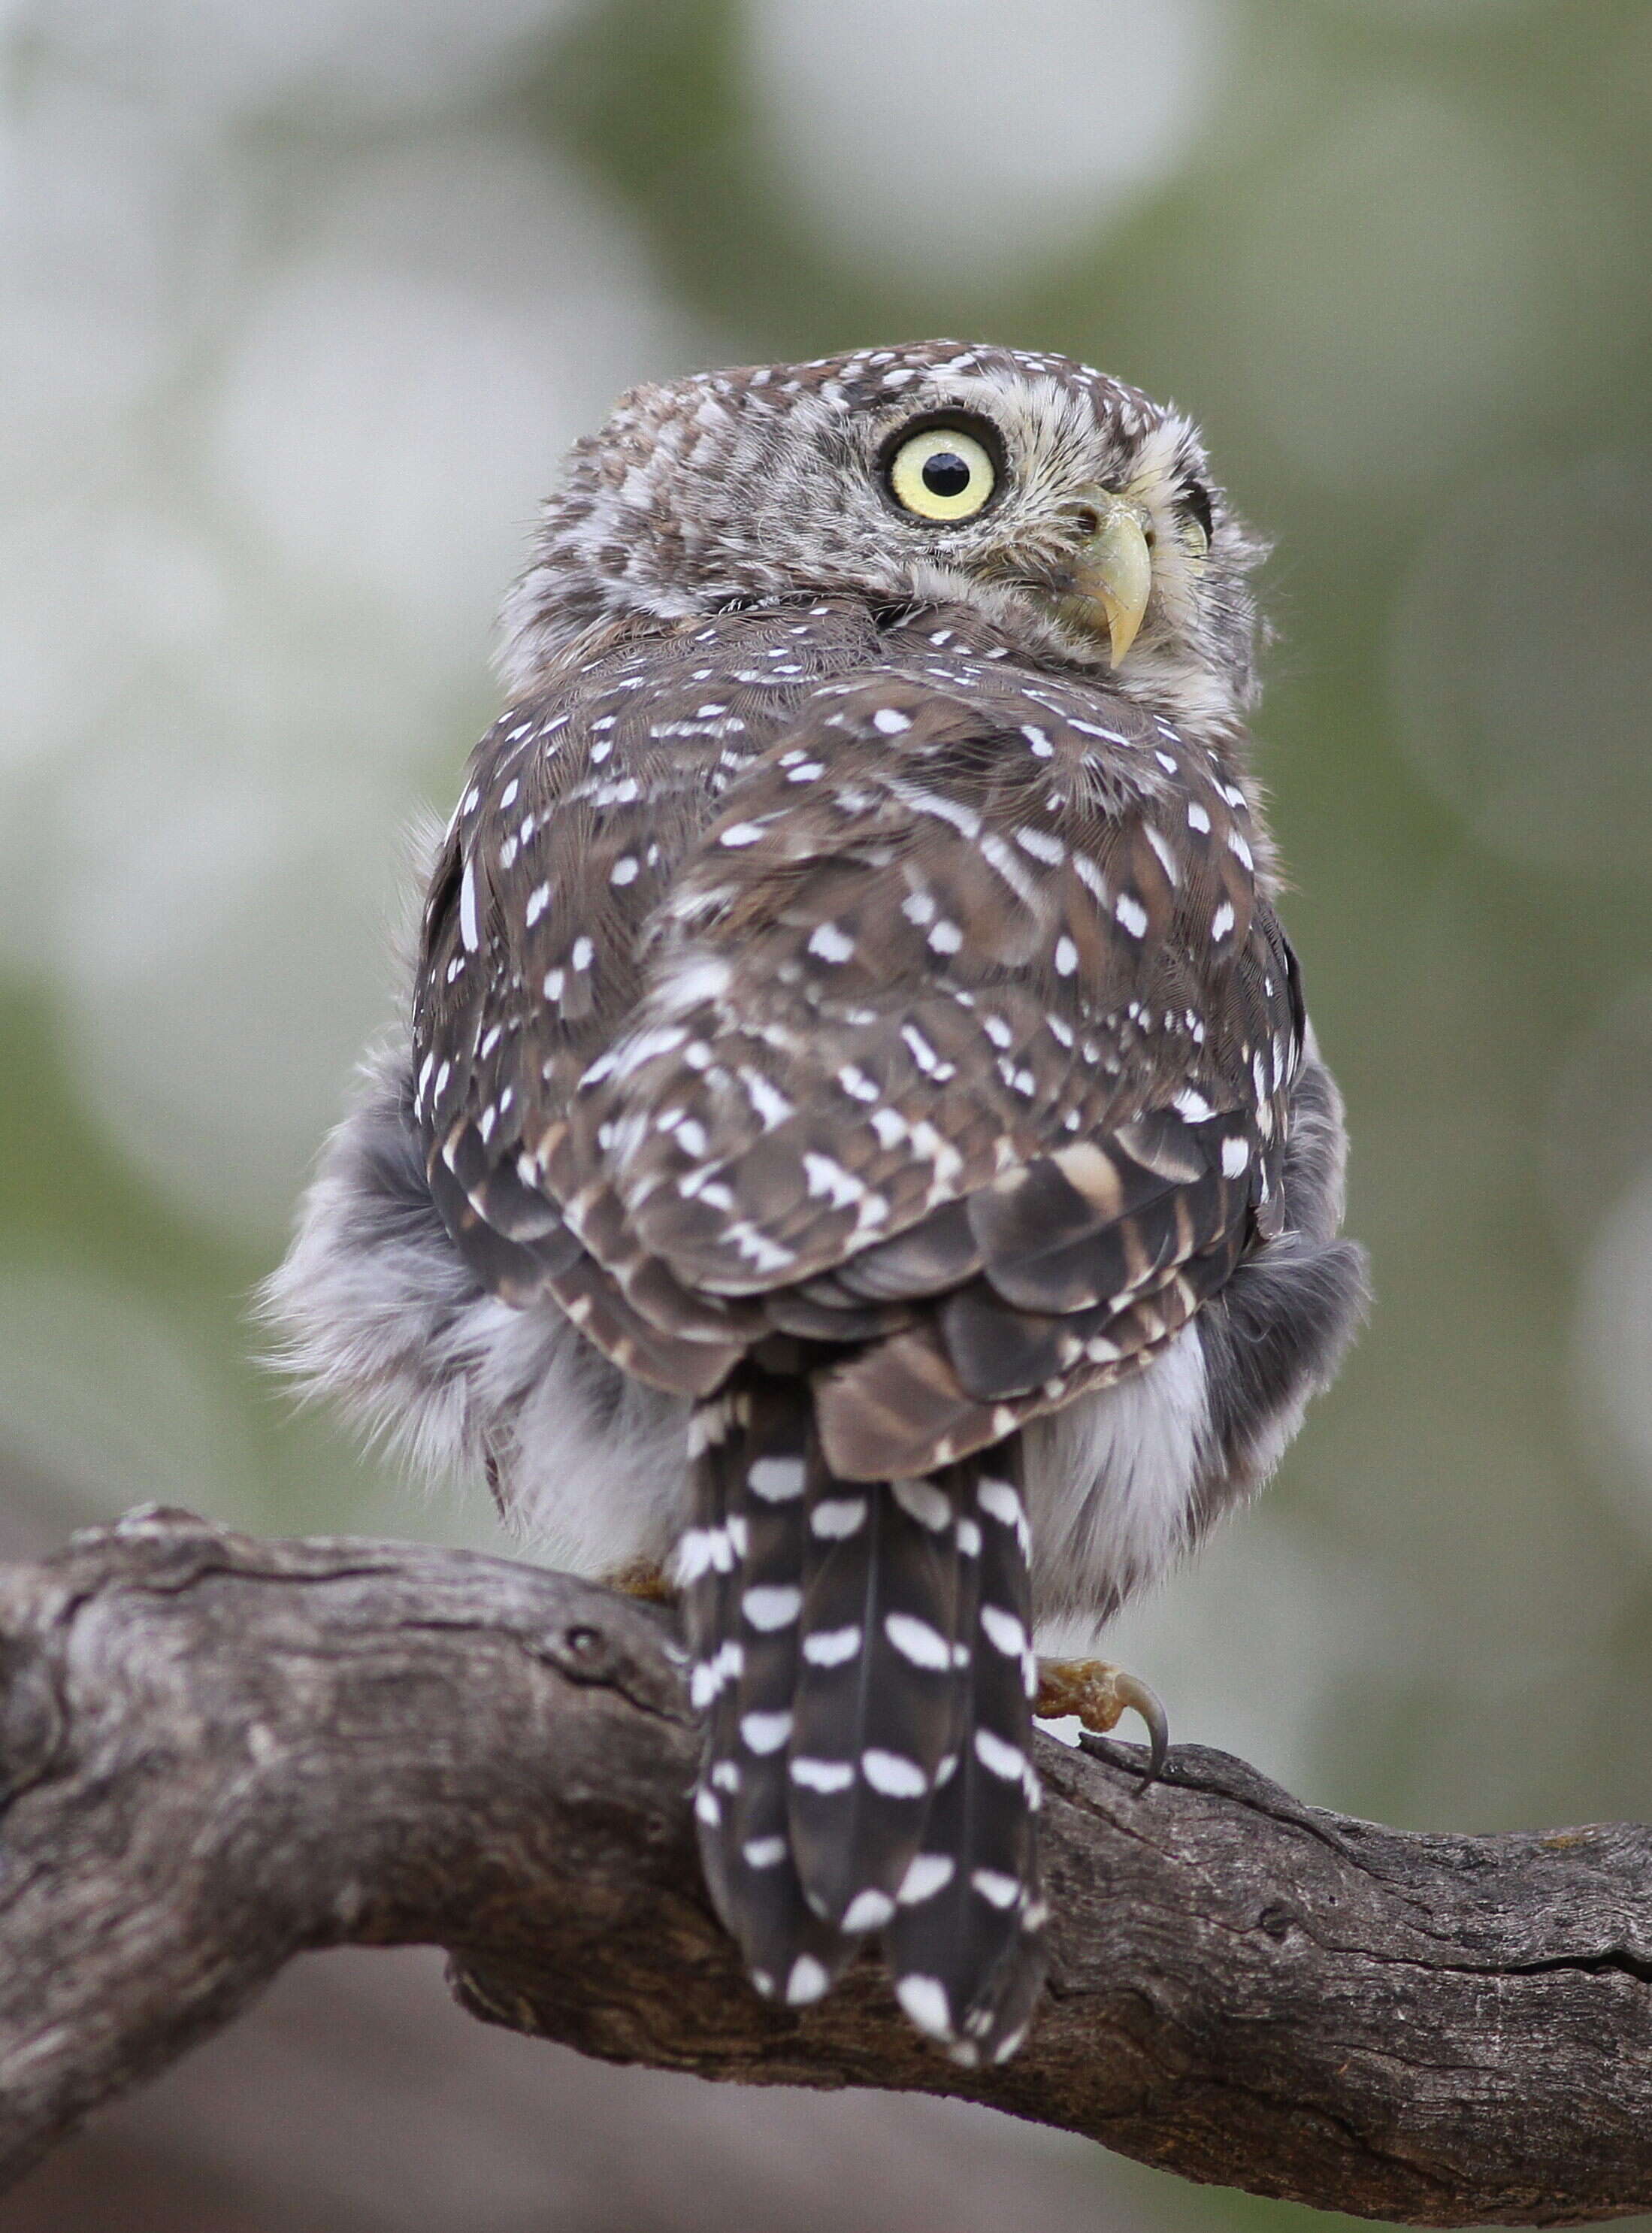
[268,341,1367,2063]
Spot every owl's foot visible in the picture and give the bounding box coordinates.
[1036,1658,1169,1784]
[607,1559,677,1605]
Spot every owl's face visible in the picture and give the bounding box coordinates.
[502,342,1265,735]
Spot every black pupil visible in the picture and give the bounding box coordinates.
[921,450,972,498]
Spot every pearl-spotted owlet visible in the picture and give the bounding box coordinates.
[269,343,1366,2066]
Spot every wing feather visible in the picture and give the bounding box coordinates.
[413,602,1300,1474]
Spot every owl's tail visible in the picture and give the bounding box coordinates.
[681,1363,1047,2065]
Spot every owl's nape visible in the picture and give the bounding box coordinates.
[266,341,1367,2065]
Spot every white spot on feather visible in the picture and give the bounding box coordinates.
[974,1729,1025,1781]
[842,1888,896,1931]
[892,1478,951,1531]
[897,1853,955,1905]
[786,1955,830,2005]
[803,1623,861,1666]
[743,1584,802,1630]
[809,921,855,964]
[791,1756,855,1793]
[895,1976,953,2039]
[749,1455,805,1502]
[884,1612,952,1669]
[977,1478,1024,1530]
[811,1496,867,1539]
[861,1748,927,1797]
[979,1605,1028,1658]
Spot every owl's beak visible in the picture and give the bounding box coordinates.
[1067,495,1152,667]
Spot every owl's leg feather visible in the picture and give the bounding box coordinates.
[1036,1658,1169,1783]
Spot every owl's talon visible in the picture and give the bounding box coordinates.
[1036,1657,1169,1786]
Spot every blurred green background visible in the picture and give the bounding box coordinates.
[3,2,1650,2227]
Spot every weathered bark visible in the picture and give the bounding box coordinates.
[0,1510,1647,2222]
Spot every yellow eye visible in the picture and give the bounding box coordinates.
[887,425,997,523]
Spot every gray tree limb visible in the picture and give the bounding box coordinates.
[0,1511,1647,2222]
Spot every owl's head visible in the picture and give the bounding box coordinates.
[501,341,1266,735]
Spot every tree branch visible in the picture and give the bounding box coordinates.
[1,1512,1647,2222]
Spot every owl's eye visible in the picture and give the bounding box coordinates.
[886,425,997,523]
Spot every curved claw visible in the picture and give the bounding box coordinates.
[1106,1670,1169,1792]
[1034,1657,1171,1788]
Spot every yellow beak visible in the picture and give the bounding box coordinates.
[1068,495,1152,667]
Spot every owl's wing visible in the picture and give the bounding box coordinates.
[418,609,1301,1474]
[414,601,885,1389]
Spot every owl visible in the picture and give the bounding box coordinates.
[268,342,1367,2067]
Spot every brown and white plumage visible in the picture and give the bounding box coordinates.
[268,342,1367,2062]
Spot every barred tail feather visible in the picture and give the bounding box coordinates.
[683,1366,1045,2053]
[683,1374,848,2006]
[882,1459,1048,2065]
[788,1457,975,1931]
[680,1384,743,1934]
